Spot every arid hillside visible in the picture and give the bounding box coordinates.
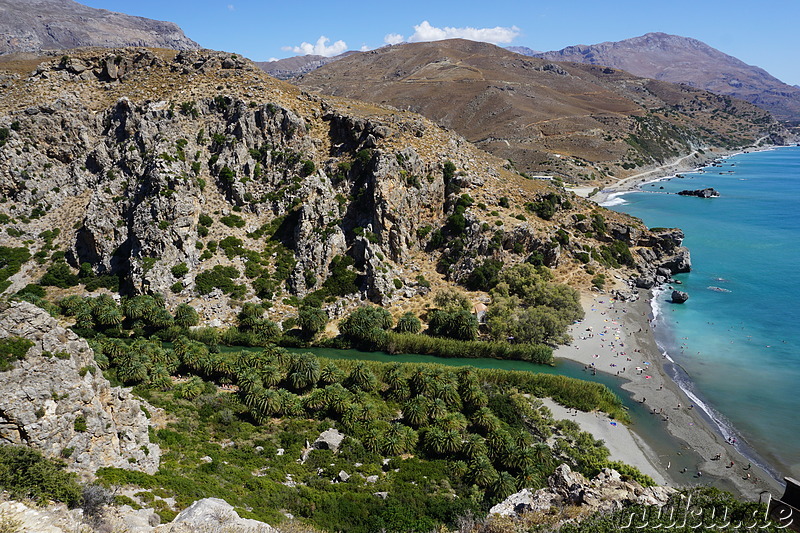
[295,39,786,183]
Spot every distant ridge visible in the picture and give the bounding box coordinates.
[532,32,800,122]
[256,52,355,80]
[0,0,200,53]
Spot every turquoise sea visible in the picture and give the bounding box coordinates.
[604,146,800,482]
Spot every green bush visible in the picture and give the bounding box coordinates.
[0,445,82,506]
[198,213,213,227]
[0,336,34,371]
[40,261,79,288]
[171,263,189,278]
[195,265,242,296]
[220,214,245,228]
[0,246,31,292]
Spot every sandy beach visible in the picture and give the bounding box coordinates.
[553,292,784,500]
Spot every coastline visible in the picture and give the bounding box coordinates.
[553,291,784,500]
[571,144,771,205]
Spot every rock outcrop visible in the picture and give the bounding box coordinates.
[156,498,275,532]
[0,301,159,475]
[677,188,719,198]
[490,464,675,519]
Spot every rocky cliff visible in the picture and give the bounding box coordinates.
[0,0,199,54]
[0,300,159,475]
[0,48,688,323]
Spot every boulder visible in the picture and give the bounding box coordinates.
[156,498,275,532]
[671,290,689,303]
[314,428,345,453]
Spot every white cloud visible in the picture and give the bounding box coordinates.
[282,36,348,57]
[386,20,520,46]
[384,33,405,45]
[227,4,234,11]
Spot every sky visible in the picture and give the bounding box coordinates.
[80,0,800,86]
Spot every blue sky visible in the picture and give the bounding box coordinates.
[81,0,800,86]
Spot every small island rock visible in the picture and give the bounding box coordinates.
[677,188,720,198]
[671,290,690,303]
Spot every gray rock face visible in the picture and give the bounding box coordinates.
[0,301,159,475]
[0,0,200,54]
[490,464,675,518]
[671,290,689,303]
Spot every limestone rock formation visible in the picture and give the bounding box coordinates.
[0,300,159,475]
[156,498,275,532]
[490,464,675,518]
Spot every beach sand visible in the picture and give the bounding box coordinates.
[541,397,667,485]
[553,292,784,500]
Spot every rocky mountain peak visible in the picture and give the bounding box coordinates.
[533,32,800,122]
[0,0,200,54]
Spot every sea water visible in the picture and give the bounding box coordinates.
[605,146,800,481]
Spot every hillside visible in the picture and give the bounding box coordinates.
[0,47,692,326]
[533,32,800,123]
[0,0,199,53]
[295,39,786,183]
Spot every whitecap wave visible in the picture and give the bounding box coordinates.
[599,193,628,207]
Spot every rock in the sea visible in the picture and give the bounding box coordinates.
[677,188,720,198]
[671,290,690,303]
[0,301,160,475]
[490,464,675,518]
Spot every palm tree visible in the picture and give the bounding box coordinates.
[93,302,123,328]
[435,382,461,409]
[462,433,488,460]
[437,412,468,433]
[319,361,344,385]
[302,388,327,413]
[471,407,500,434]
[179,376,205,400]
[363,425,384,454]
[174,303,200,328]
[423,426,446,456]
[147,364,173,391]
[323,383,351,416]
[441,429,462,455]
[278,390,303,416]
[288,353,320,391]
[260,364,284,388]
[403,396,429,427]
[345,362,377,392]
[468,454,498,488]
[491,471,518,500]
[429,398,449,422]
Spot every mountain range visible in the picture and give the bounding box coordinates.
[0,0,199,53]
[295,39,783,180]
[531,32,800,123]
